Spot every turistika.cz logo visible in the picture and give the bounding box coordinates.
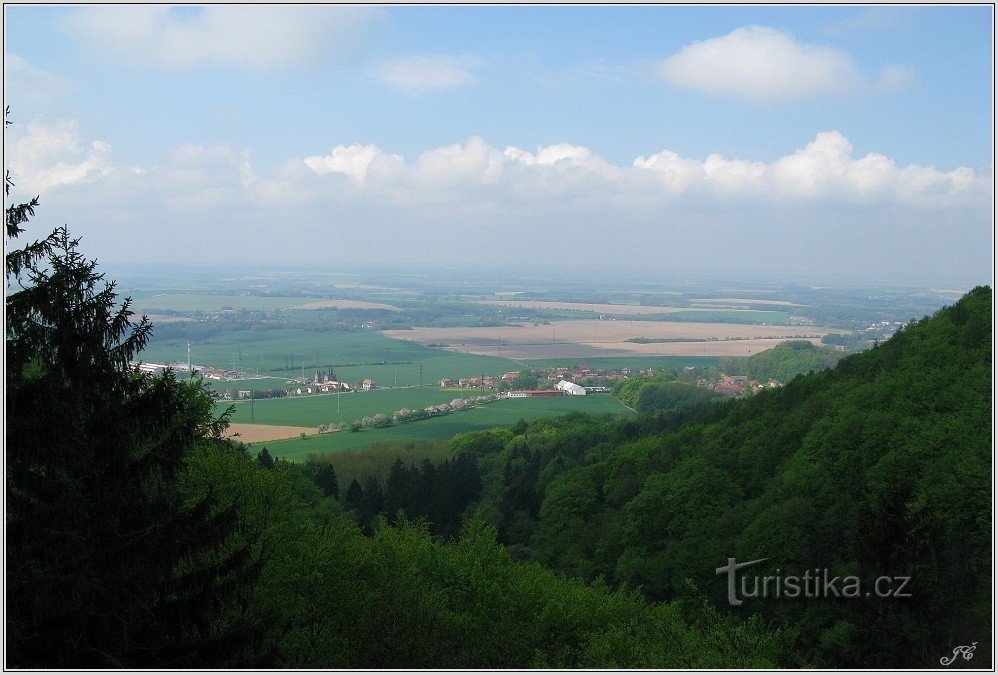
[715,557,912,606]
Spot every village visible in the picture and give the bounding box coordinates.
[136,357,782,404]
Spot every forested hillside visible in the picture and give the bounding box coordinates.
[456,287,992,668]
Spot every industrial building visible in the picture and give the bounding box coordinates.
[556,380,587,396]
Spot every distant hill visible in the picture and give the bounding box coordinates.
[725,339,843,382]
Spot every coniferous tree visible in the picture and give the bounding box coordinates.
[5,119,262,667]
[345,478,363,513]
[258,447,276,471]
[311,462,339,499]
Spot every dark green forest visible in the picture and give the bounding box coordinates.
[6,167,992,667]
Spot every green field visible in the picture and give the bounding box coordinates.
[639,309,791,323]
[222,385,488,427]
[132,293,317,312]
[255,395,634,461]
[208,376,297,392]
[141,327,522,388]
[522,355,721,371]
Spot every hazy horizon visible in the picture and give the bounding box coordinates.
[4,5,993,288]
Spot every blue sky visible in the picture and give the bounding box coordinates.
[3,5,994,286]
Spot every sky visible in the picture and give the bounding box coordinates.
[3,5,994,287]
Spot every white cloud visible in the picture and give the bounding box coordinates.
[6,119,115,192]
[303,144,405,183]
[875,64,916,92]
[371,54,479,91]
[7,122,989,285]
[823,8,904,37]
[656,26,911,101]
[7,120,989,214]
[3,54,72,106]
[64,6,380,70]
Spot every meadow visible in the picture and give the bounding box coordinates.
[254,395,635,461]
[140,326,522,387]
[221,385,485,427]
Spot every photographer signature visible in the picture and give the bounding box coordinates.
[940,642,976,666]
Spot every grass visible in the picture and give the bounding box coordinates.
[252,395,634,461]
[141,326,522,388]
[206,376,297,392]
[221,385,485,427]
[522,355,721,371]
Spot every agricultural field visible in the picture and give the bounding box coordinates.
[291,299,401,311]
[522,355,721,371]
[385,319,837,359]
[473,299,790,323]
[474,300,691,315]
[690,297,804,307]
[208,376,296,392]
[223,423,316,443]
[140,327,522,387]
[252,395,635,461]
[220,386,485,428]
[132,293,317,313]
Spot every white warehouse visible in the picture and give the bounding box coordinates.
[556,380,586,396]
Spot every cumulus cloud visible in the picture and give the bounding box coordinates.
[6,119,116,192]
[64,6,380,70]
[7,121,989,285]
[287,131,988,208]
[656,26,912,101]
[371,54,479,91]
[303,144,405,183]
[7,119,989,214]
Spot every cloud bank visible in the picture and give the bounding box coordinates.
[5,119,991,286]
[8,120,988,210]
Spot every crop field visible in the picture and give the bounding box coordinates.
[384,320,835,359]
[220,386,486,428]
[522,355,721,371]
[206,376,296,391]
[289,299,401,311]
[132,293,318,312]
[691,297,805,306]
[140,327,522,387]
[474,300,690,314]
[253,395,635,461]
[223,423,316,443]
[473,300,790,323]
[644,309,791,323]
